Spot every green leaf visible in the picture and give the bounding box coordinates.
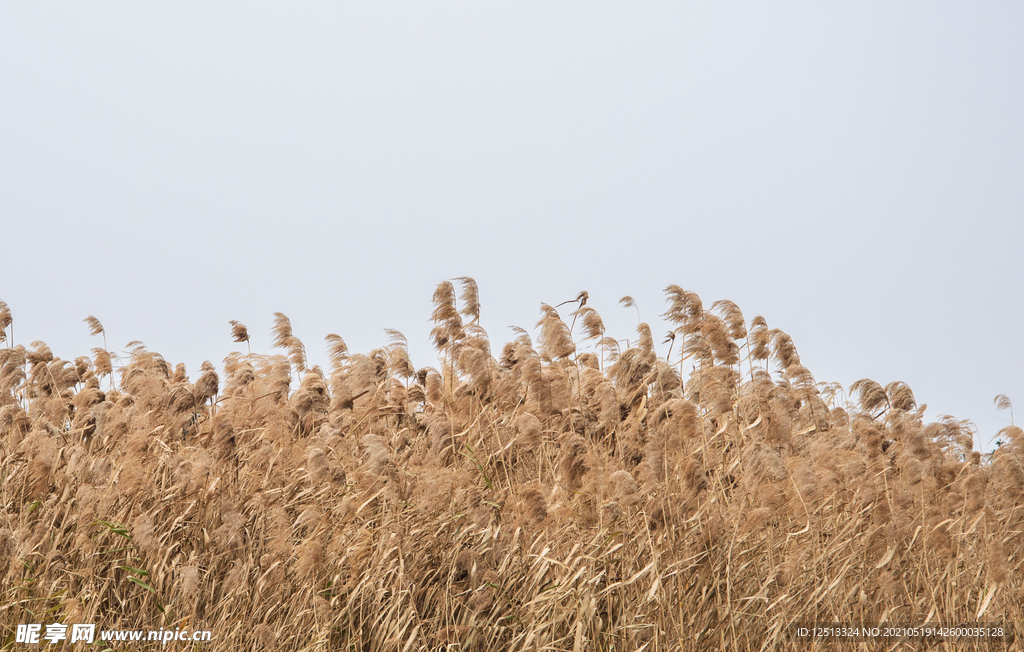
[119,566,150,576]
[92,520,132,539]
[127,576,156,594]
[459,445,493,490]
[42,602,65,616]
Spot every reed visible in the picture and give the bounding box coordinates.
[0,281,1018,651]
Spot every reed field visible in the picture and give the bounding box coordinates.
[0,280,1020,651]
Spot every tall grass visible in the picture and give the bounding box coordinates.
[0,281,1020,650]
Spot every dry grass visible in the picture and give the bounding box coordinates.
[0,282,1021,651]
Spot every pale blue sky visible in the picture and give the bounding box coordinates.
[2,3,1021,450]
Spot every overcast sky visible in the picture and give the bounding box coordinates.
[2,4,1021,451]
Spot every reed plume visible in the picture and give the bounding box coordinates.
[272,312,306,376]
[229,320,251,355]
[84,316,104,337]
[0,300,11,345]
[536,304,574,361]
[430,280,463,353]
[995,393,1014,424]
[455,276,480,323]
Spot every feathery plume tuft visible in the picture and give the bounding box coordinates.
[288,337,306,375]
[455,277,480,323]
[749,316,770,363]
[576,306,605,340]
[711,299,747,340]
[995,394,1014,425]
[272,313,305,375]
[769,330,800,372]
[536,304,575,360]
[325,334,348,375]
[0,300,10,344]
[663,285,703,331]
[851,379,889,414]
[92,348,113,376]
[620,295,641,322]
[385,329,415,380]
[885,381,916,411]
[229,320,249,343]
[195,362,219,403]
[271,313,293,350]
[84,316,104,337]
[430,281,463,353]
